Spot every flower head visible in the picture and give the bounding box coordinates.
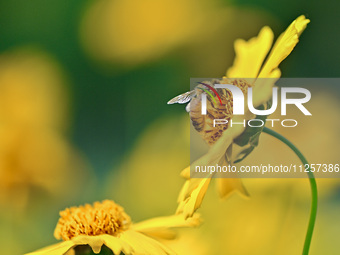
[54,200,131,241]
[171,15,310,218]
[26,200,201,255]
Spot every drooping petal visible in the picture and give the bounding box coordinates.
[227,26,274,78]
[120,230,176,255]
[24,241,76,255]
[258,15,310,78]
[71,236,105,254]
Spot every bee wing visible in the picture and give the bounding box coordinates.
[167,90,195,104]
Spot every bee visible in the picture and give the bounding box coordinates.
[167,79,235,145]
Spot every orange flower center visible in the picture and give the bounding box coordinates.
[54,200,131,241]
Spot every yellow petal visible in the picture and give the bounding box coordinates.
[258,15,310,78]
[136,228,177,240]
[177,177,207,203]
[101,234,133,255]
[71,236,105,254]
[180,166,190,179]
[120,230,176,255]
[188,122,244,181]
[132,214,201,240]
[64,250,75,255]
[227,26,274,78]
[215,157,249,198]
[177,179,191,203]
[24,241,75,255]
[178,178,211,219]
[133,214,201,239]
[216,177,249,199]
[251,69,280,107]
[185,116,245,184]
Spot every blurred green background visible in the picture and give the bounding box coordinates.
[1,0,338,175]
[0,0,340,254]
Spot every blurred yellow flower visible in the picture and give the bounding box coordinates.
[26,200,201,255]
[0,126,89,209]
[0,48,91,210]
[80,0,218,66]
[175,15,310,218]
[0,48,68,130]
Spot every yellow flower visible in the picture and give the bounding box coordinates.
[0,48,91,210]
[175,15,310,218]
[26,200,201,255]
[80,0,214,66]
[0,48,68,130]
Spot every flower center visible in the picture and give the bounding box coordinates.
[54,200,131,241]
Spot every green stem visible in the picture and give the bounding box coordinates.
[262,127,318,255]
